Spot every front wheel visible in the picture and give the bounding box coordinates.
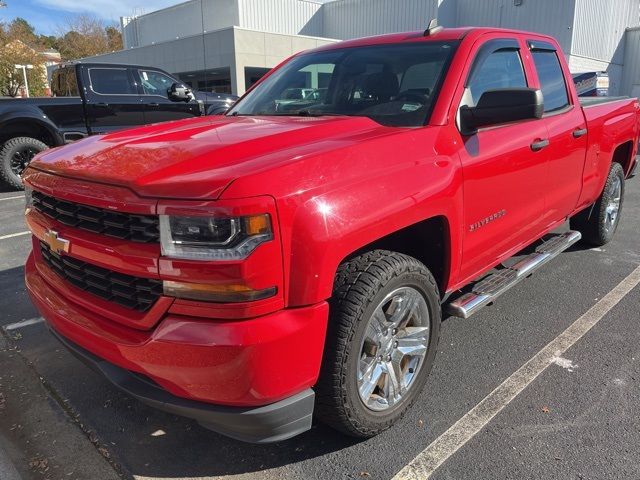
[570,162,625,246]
[315,250,441,438]
[0,137,49,190]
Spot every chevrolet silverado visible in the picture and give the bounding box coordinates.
[23,26,639,443]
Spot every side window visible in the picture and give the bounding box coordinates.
[139,70,176,97]
[531,50,569,113]
[89,68,136,95]
[467,49,526,105]
[52,68,79,97]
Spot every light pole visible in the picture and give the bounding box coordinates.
[14,64,33,98]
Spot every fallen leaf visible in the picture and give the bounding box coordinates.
[418,419,424,427]
[541,406,550,413]
[359,472,371,477]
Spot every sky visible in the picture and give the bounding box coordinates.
[1,0,334,36]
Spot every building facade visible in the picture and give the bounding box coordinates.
[83,0,640,96]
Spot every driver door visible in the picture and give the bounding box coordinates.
[135,68,200,124]
[457,37,549,282]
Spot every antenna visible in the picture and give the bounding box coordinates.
[424,18,444,36]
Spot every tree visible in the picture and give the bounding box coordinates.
[0,14,124,97]
[7,17,38,45]
[0,19,47,97]
[106,26,123,52]
[0,41,47,97]
[56,15,122,60]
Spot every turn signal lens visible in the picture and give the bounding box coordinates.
[163,280,277,303]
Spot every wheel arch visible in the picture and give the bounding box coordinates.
[0,113,63,147]
[336,216,451,297]
[611,140,635,178]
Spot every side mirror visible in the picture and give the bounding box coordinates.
[460,88,544,135]
[168,83,192,102]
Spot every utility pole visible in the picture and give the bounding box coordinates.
[15,64,33,98]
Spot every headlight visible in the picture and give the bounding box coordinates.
[159,213,272,260]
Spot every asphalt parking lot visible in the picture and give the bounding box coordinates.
[0,177,639,480]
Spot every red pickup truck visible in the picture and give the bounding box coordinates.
[23,26,639,443]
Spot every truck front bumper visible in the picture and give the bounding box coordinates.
[25,252,329,443]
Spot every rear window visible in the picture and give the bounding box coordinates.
[89,68,136,95]
[532,51,570,112]
[51,67,79,97]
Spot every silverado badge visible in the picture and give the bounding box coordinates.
[43,230,70,255]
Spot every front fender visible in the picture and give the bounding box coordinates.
[283,155,462,305]
[0,106,64,146]
[222,126,464,307]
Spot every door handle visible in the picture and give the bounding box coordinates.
[147,103,160,107]
[94,102,108,108]
[573,128,588,138]
[530,139,550,151]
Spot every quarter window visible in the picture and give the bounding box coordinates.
[52,67,79,97]
[531,50,569,112]
[89,68,136,95]
[467,49,526,105]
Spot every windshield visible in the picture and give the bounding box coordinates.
[228,41,457,127]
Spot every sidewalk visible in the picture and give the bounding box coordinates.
[0,334,120,480]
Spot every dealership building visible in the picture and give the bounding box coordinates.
[83,0,640,96]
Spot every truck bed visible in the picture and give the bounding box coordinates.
[579,96,630,108]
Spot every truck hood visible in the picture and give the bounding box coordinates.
[30,115,393,199]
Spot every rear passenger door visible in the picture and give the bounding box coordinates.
[82,67,145,134]
[456,37,549,282]
[135,69,200,124]
[529,40,588,225]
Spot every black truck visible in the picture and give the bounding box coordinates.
[0,63,238,189]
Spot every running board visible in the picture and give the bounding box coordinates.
[446,231,582,319]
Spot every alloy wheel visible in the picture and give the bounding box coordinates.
[357,286,430,411]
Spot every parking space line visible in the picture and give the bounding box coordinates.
[0,195,23,202]
[393,264,640,480]
[4,317,44,331]
[0,231,30,241]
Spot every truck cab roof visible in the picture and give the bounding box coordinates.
[311,27,558,53]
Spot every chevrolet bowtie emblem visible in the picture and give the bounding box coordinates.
[43,230,70,255]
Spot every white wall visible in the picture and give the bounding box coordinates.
[122,0,326,48]
[453,0,576,53]
[621,27,640,97]
[84,27,236,78]
[123,0,240,48]
[232,27,336,93]
[572,0,638,65]
[323,0,438,40]
[238,0,324,37]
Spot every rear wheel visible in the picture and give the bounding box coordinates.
[0,137,48,190]
[315,250,441,437]
[570,162,625,246]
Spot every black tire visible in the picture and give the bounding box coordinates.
[0,137,48,190]
[570,162,625,246]
[315,250,441,438]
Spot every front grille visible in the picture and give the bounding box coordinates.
[32,191,159,243]
[40,242,163,312]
